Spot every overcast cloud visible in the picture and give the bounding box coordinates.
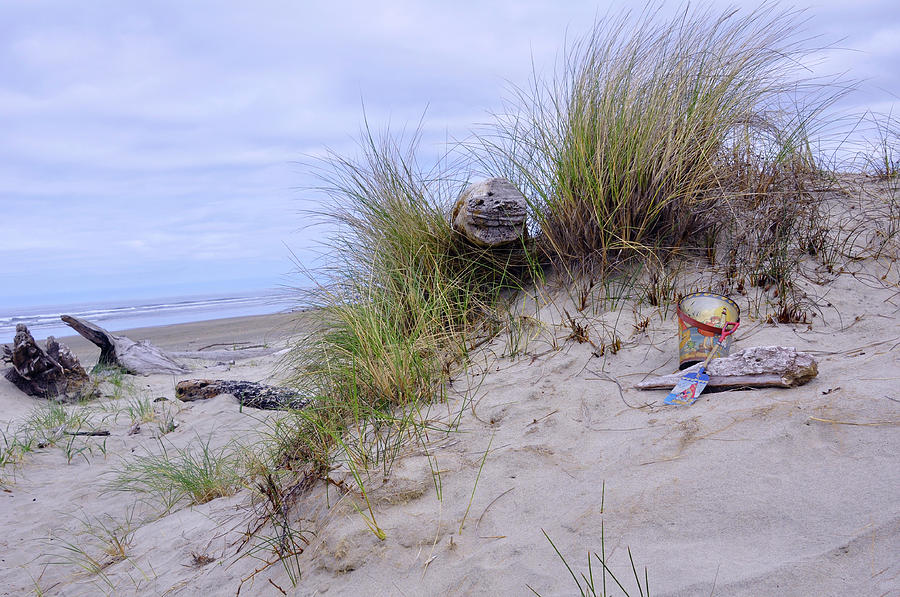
[1,1,897,309]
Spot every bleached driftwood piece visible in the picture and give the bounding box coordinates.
[451,177,527,247]
[2,324,90,399]
[635,346,818,390]
[61,315,188,375]
[175,379,309,410]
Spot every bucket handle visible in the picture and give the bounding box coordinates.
[701,321,741,369]
[719,321,739,342]
[677,306,740,337]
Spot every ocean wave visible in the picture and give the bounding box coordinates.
[0,293,295,341]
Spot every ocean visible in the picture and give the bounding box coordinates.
[0,291,298,343]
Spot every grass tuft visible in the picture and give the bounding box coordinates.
[473,4,841,277]
[109,435,245,510]
[279,123,530,484]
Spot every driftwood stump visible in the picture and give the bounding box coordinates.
[61,315,188,375]
[451,177,527,247]
[175,379,309,410]
[2,324,90,400]
[635,346,818,391]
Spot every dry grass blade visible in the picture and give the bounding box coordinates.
[808,417,900,427]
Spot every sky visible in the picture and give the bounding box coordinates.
[1,0,897,310]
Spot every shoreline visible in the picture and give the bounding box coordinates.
[0,291,300,345]
[5,311,307,365]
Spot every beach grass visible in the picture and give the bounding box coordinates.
[45,507,144,588]
[0,401,103,479]
[109,435,245,510]
[126,395,156,425]
[472,4,841,281]
[531,528,651,597]
[278,124,530,495]
[863,110,900,180]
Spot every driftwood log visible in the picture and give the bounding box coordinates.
[451,177,527,247]
[635,346,818,391]
[175,379,309,410]
[2,324,90,399]
[61,315,188,375]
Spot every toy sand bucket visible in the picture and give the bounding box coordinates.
[676,292,740,369]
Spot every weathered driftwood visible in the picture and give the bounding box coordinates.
[2,325,90,400]
[175,379,309,411]
[636,346,818,390]
[451,177,527,247]
[61,315,188,375]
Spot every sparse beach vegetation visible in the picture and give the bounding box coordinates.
[44,507,145,592]
[863,110,900,181]
[109,435,245,511]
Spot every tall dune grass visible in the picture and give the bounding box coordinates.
[474,4,835,269]
[283,125,528,474]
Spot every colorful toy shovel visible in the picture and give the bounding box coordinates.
[664,321,739,406]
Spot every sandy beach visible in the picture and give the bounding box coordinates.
[2,260,898,596]
[5,2,900,595]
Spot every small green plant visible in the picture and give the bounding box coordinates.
[0,425,35,482]
[502,312,543,358]
[23,402,90,448]
[45,517,149,594]
[95,436,109,458]
[26,568,50,596]
[863,110,899,180]
[52,507,141,569]
[342,450,386,540]
[62,433,91,465]
[156,410,178,435]
[48,535,117,590]
[531,529,650,597]
[529,483,650,597]
[459,433,493,534]
[89,364,137,402]
[109,435,245,510]
[0,428,16,471]
[126,395,156,425]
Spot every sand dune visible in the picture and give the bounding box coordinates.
[1,262,898,596]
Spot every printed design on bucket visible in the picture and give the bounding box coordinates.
[677,292,740,369]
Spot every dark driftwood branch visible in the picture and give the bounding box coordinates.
[175,379,309,411]
[635,346,818,390]
[65,429,110,437]
[61,315,188,375]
